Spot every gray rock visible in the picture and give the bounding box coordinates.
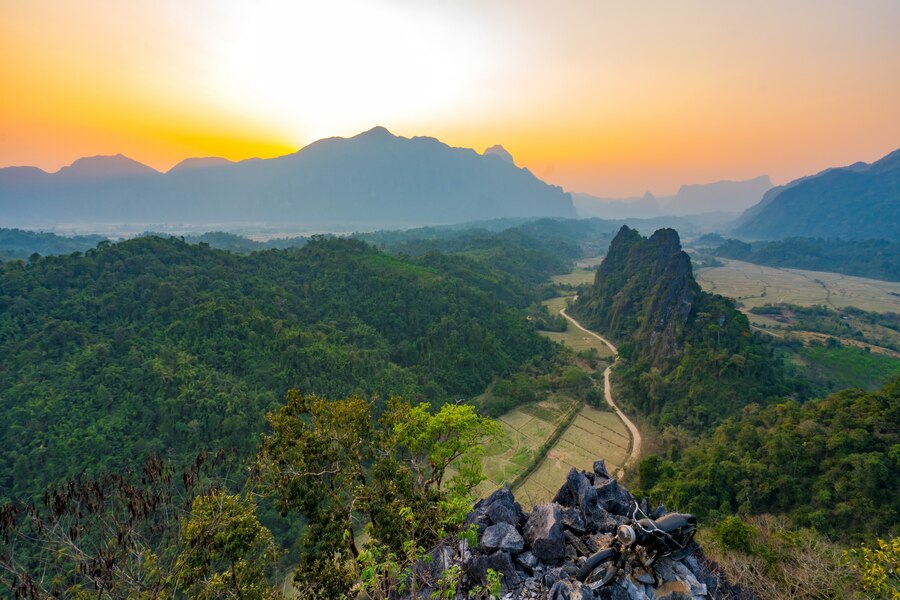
[561,505,586,534]
[593,459,612,480]
[564,530,591,557]
[516,550,540,572]
[595,513,628,534]
[596,583,631,600]
[632,566,656,585]
[566,468,607,531]
[524,503,566,564]
[548,579,593,600]
[542,566,569,589]
[481,522,524,554]
[553,481,575,507]
[671,560,707,596]
[650,504,668,520]
[466,550,522,593]
[464,506,491,538]
[595,477,633,516]
[483,484,525,526]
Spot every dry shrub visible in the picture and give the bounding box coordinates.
[698,514,865,600]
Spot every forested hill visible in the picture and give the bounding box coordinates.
[640,376,899,539]
[0,236,554,501]
[572,226,799,429]
[733,147,900,240]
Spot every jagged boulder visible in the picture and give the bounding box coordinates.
[523,503,566,563]
[483,484,526,526]
[594,459,612,480]
[480,522,524,554]
[595,477,633,516]
[565,468,607,531]
[466,550,521,593]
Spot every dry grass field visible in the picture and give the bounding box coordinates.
[697,259,900,314]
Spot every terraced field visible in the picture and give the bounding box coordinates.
[514,406,630,509]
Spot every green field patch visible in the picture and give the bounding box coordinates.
[543,296,571,315]
[498,410,535,430]
[798,343,900,392]
[540,328,614,358]
[478,396,582,495]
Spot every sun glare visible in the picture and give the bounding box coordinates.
[204,0,496,144]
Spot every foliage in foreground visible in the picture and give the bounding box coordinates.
[0,452,280,599]
[256,391,501,598]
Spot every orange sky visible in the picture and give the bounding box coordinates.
[2,0,899,196]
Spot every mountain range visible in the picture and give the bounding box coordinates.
[573,175,773,219]
[0,128,576,229]
[734,148,900,240]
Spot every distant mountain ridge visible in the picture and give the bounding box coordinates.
[573,175,772,219]
[734,148,900,240]
[0,127,576,228]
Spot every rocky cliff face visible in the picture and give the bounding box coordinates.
[573,226,698,366]
[405,462,751,599]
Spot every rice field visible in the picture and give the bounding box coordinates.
[697,259,900,314]
[478,395,580,495]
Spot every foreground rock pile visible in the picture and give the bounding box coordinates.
[410,460,753,599]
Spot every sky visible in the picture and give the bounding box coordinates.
[2,0,900,196]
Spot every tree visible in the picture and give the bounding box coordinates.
[0,453,280,599]
[255,390,501,597]
[176,492,279,599]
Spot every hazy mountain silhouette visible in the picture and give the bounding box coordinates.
[661,175,772,215]
[483,145,515,165]
[168,157,234,173]
[573,176,771,220]
[55,154,161,180]
[572,191,660,219]
[734,149,900,240]
[0,127,575,228]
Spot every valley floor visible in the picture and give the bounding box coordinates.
[480,286,641,509]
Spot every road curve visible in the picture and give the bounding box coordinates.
[559,306,642,480]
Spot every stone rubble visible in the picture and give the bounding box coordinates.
[404,460,755,599]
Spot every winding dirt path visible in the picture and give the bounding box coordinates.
[559,306,642,479]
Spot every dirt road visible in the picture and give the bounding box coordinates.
[559,307,642,479]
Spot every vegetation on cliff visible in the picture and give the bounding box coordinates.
[572,226,799,430]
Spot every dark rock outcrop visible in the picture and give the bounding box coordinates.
[401,461,754,599]
[572,226,698,366]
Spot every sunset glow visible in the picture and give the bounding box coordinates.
[3,0,900,195]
